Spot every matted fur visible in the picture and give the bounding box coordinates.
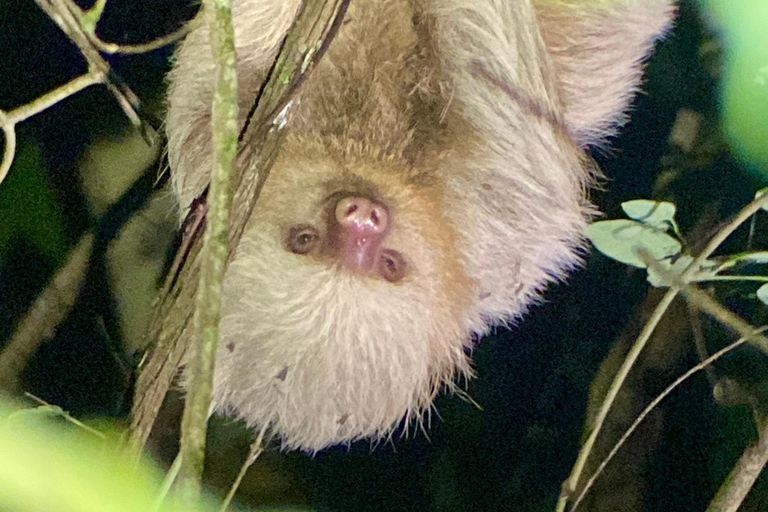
[166,0,674,451]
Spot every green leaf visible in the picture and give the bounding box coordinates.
[0,399,216,512]
[757,283,768,306]
[585,220,681,268]
[621,200,677,226]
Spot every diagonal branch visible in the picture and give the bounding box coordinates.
[126,0,351,459]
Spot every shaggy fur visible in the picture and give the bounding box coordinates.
[166,0,675,451]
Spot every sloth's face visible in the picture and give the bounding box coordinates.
[210,137,474,450]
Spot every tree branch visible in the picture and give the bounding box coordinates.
[126,0,351,459]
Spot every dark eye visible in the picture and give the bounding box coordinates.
[378,249,407,282]
[286,225,320,254]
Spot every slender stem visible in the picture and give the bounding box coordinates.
[556,288,678,512]
[8,72,104,124]
[177,0,238,502]
[0,233,95,392]
[96,24,193,55]
[706,414,768,512]
[698,275,768,283]
[23,392,107,438]
[60,0,192,54]
[687,193,768,279]
[218,425,268,512]
[678,282,768,355]
[572,337,749,511]
[153,454,183,512]
[687,303,717,387]
[0,71,102,187]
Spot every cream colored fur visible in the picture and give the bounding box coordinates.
[166,0,674,451]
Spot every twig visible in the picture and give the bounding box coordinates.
[706,414,768,512]
[687,302,717,387]
[0,110,17,188]
[0,233,95,392]
[5,72,105,124]
[126,0,351,459]
[639,252,768,511]
[176,0,238,501]
[33,0,142,128]
[23,392,107,439]
[640,248,768,355]
[572,336,751,511]
[556,288,678,512]
[152,453,183,512]
[0,72,104,187]
[56,0,193,54]
[218,425,268,512]
[679,282,768,355]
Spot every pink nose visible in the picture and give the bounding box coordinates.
[335,197,389,234]
[333,197,389,271]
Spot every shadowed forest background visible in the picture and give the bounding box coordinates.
[1,0,767,511]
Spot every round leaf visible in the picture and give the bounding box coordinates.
[585,220,681,268]
[621,200,677,226]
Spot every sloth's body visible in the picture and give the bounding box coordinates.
[166,0,675,451]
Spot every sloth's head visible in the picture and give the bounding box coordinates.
[212,136,473,451]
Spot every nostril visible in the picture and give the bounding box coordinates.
[335,197,389,233]
[336,197,368,224]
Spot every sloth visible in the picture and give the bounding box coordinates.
[165,0,675,451]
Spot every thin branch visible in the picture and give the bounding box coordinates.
[0,72,104,187]
[0,149,163,394]
[94,24,193,55]
[0,233,95,392]
[641,253,768,511]
[641,248,768,355]
[23,392,107,439]
[218,425,268,512]
[126,0,351,460]
[56,0,193,55]
[153,453,182,512]
[679,283,768,355]
[176,0,238,501]
[572,336,752,511]
[556,287,678,512]
[707,414,768,512]
[8,72,105,124]
[687,302,717,387]
[572,237,768,511]
[33,0,142,128]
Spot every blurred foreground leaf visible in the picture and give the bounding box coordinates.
[0,397,211,512]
